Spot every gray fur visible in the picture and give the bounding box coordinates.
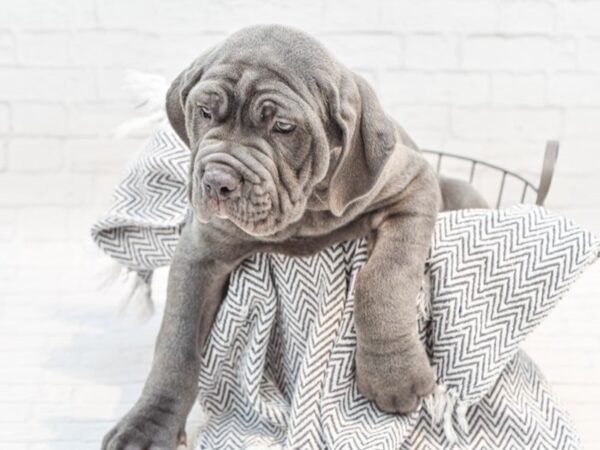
[102,25,485,450]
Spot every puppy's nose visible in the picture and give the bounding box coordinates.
[202,166,242,200]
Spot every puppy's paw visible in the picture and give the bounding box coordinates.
[355,339,435,414]
[102,403,186,450]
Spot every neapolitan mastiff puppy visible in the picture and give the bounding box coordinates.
[103,25,487,450]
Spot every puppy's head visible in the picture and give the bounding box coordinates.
[166,25,397,237]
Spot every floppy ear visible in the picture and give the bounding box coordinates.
[165,48,214,147]
[327,73,397,217]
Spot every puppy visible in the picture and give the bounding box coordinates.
[102,25,486,450]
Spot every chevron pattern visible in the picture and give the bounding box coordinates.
[400,351,580,450]
[91,127,599,449]
[428,207,599,405]
[194,208,597,449]
[91,126,189,270]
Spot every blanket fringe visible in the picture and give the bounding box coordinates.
[96,259,154,323]
[415,283,431,320]
[111,69,168,139]
[95,69,168,320]
[424,384,470,443]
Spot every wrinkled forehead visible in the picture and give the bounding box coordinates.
[189,59,317,119]
[189,27,342,116]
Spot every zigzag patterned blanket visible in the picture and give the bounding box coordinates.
[92,126,599,449]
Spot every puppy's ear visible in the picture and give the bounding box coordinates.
[327,73,397,217]
[165,49,213,147]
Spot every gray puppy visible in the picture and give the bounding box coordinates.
[102,25,486,450]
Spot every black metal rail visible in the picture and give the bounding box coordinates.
[421,141,559,208]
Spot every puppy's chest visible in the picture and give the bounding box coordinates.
[294,210,373,242]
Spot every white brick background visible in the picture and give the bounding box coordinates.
[1,0,599,449]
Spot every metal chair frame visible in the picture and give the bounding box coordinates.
[422,141,559,208]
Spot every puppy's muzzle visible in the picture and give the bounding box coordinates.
[202,162,243,200]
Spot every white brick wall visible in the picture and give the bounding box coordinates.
[1,1,599,449]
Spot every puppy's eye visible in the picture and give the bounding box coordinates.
[272,121,296,134]
[199,106,212,120]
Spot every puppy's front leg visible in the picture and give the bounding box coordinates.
[102,219,250,450]
[354,168,440,414]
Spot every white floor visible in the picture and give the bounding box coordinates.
[1,244,599,450]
